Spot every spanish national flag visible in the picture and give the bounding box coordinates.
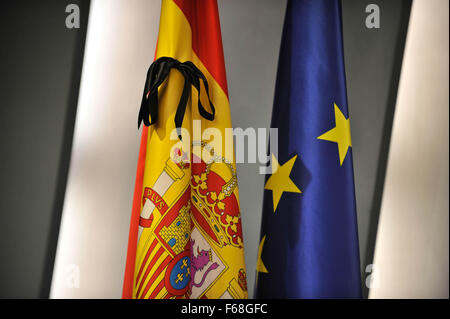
[122,0,248,299]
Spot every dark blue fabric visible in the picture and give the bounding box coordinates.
[255,0,362,298]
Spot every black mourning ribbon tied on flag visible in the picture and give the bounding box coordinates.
[138,56,216,139]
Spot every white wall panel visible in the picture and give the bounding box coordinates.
[370,0,449,299]
[50,0,161,298]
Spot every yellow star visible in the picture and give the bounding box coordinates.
[264,154,302,213]
[256,235,268,274]
[317,103,352,166]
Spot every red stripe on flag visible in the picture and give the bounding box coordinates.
[139,256,172,299]
[122,126,149,299]
[136,246,165,297]
[135,238,157,284]
[148,279,166,299]
[173,0,229,96]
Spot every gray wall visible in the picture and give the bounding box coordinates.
[341,0,411,297]
[219,0,287,298]
[0,0,89,298]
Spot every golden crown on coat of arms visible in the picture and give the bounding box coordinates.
[189,141,243,249]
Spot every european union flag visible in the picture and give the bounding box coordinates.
[255,0,361,298]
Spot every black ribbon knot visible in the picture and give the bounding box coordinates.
[138,56,216,139]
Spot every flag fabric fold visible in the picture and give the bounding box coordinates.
[123,0,247,299]
[255,0,362,298]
